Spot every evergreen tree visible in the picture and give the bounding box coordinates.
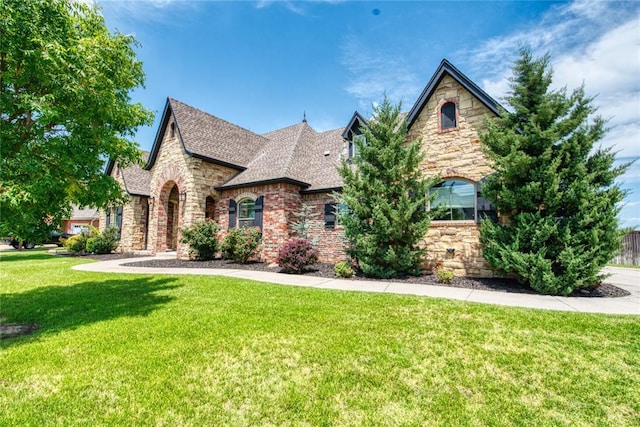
[479,49,629,295]
[337,97,438,278]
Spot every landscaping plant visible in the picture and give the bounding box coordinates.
[63,234,88,254]
[86,226,119,255]
[221,227,262,263]
[337,96,438,278]
[180,219,221,261]
[277,239,319,274]
[479,48,629,295]
[436,268,454,284]
[334,261,355,278]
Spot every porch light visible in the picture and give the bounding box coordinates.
[179,192,186,202]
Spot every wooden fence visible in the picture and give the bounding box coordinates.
[611,231,640,266]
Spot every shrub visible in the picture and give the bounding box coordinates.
[86,227,119,255]
[64,234,88,254]
[334,261,355,278]
[277,239,319,274]
[180,219,221,260]
[436,268,454,284]
[221,227,262,264]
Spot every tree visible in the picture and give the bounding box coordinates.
[479,48,629,295]
[337,97,438,278]
[0,0,153,247]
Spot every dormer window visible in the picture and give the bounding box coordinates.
[349,134,365,160]
[440,102,457,131]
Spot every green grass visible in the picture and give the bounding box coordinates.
[1,250,639,426]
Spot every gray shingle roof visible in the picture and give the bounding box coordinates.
[120,152,151,196]
[218,122,345,192]
[169,98,268,169]
[69,205,100,219]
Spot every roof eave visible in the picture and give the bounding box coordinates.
[216,177,310,191]
[406,59,503,129]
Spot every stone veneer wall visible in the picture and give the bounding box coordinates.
[146,115,239,259]
[407,74,497,276]
[100,165,147,253]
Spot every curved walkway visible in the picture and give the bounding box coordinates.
[73,256,639,315]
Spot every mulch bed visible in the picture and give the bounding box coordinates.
[119,257,630,298]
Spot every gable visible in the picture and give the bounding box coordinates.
[406,59,502,130]
[145,98,269,171]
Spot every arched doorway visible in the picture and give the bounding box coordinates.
[166,184,180,250]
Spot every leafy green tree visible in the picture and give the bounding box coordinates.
[479,49,629,295]
[337,97,438,278]
[0,0,153,247]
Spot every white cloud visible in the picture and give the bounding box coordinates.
[467,1,640,160]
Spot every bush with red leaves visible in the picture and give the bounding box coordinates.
[277,239,319,274]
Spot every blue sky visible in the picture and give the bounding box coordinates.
[97,0,640,230]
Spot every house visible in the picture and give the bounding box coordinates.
[103,59,501,276]
[63,205,100,235]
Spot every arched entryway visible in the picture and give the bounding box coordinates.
[166,184,180,250]
[156,180,183,253]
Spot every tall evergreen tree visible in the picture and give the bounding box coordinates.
[337,97,438,278]
[479,49,629,295]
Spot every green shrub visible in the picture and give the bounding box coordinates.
[334,261,355,278]
[436,268,454,284]
[64,234,88,254]
[277,239,319,274]
[86,227,119,254]
[221,227,262,264]
[179,219,221,260]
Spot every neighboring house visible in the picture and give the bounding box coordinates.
[103,59,501,276]
[63,205,100,235]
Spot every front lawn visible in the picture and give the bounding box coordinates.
[1,250,638,426]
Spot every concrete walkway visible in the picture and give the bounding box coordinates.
[72,254,639,315]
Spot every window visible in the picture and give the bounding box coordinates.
[324,203,336,228]
[238,199,255,228]
[170,122,176,138]
[349,134,365,160]
[115,205,123,238]
[430,180,475,221]
[205,196,215,219]
[229,196,264,230]
[440,102,456,130]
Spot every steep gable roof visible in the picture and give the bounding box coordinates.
[105,151,151,197]
[146,98,269,170]
[121,151,151,196]
[406,59,502,129]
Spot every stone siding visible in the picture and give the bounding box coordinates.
[408,74,497,276]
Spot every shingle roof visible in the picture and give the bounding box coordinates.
[120,152,151,196]
[217,122,345,192]
[69,205,100,219]
[168,98,268,169]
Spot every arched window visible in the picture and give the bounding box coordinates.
[170,122,176,138]
[238,198,256,228]
[430,179,475,221]
[440,102,457,130]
